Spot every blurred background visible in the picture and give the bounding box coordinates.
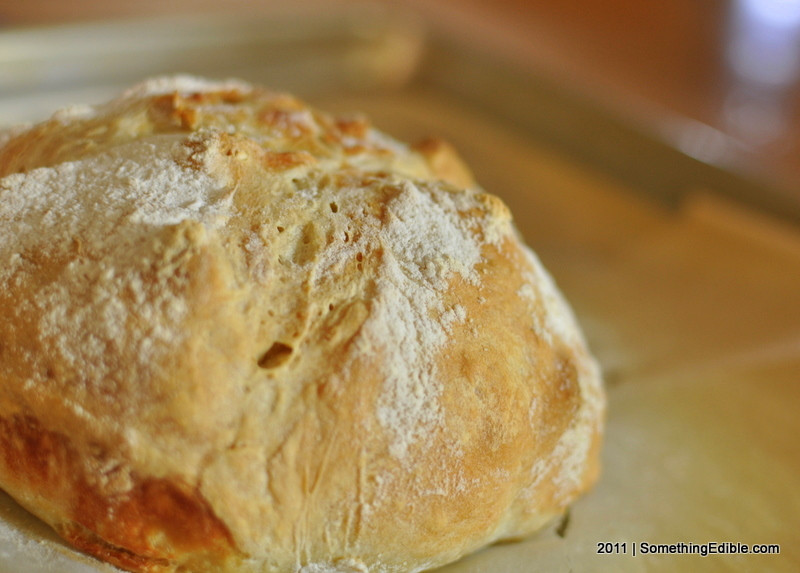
[2,0,800,218]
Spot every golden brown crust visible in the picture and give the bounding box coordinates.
[411,137,476,189]
[0,76,604,572]
[0,415,236,572]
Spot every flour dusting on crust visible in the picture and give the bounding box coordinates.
[364,181,486,459]
[0,75,604,573]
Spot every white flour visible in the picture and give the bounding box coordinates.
[364,181,485,460]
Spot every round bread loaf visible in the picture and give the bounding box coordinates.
[0,77,604,572]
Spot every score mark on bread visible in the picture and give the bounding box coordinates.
[0,76,605,572]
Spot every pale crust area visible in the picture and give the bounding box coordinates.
[0,77,604,572]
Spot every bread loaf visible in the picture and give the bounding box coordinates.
[0,76,604,572]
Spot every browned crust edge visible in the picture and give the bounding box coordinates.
[0,413,237,572]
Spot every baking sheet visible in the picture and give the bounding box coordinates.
[1,9,799,572]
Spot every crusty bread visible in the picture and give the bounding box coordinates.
[0,76,604,572]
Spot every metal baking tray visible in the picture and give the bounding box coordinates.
[1,7,798,572]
